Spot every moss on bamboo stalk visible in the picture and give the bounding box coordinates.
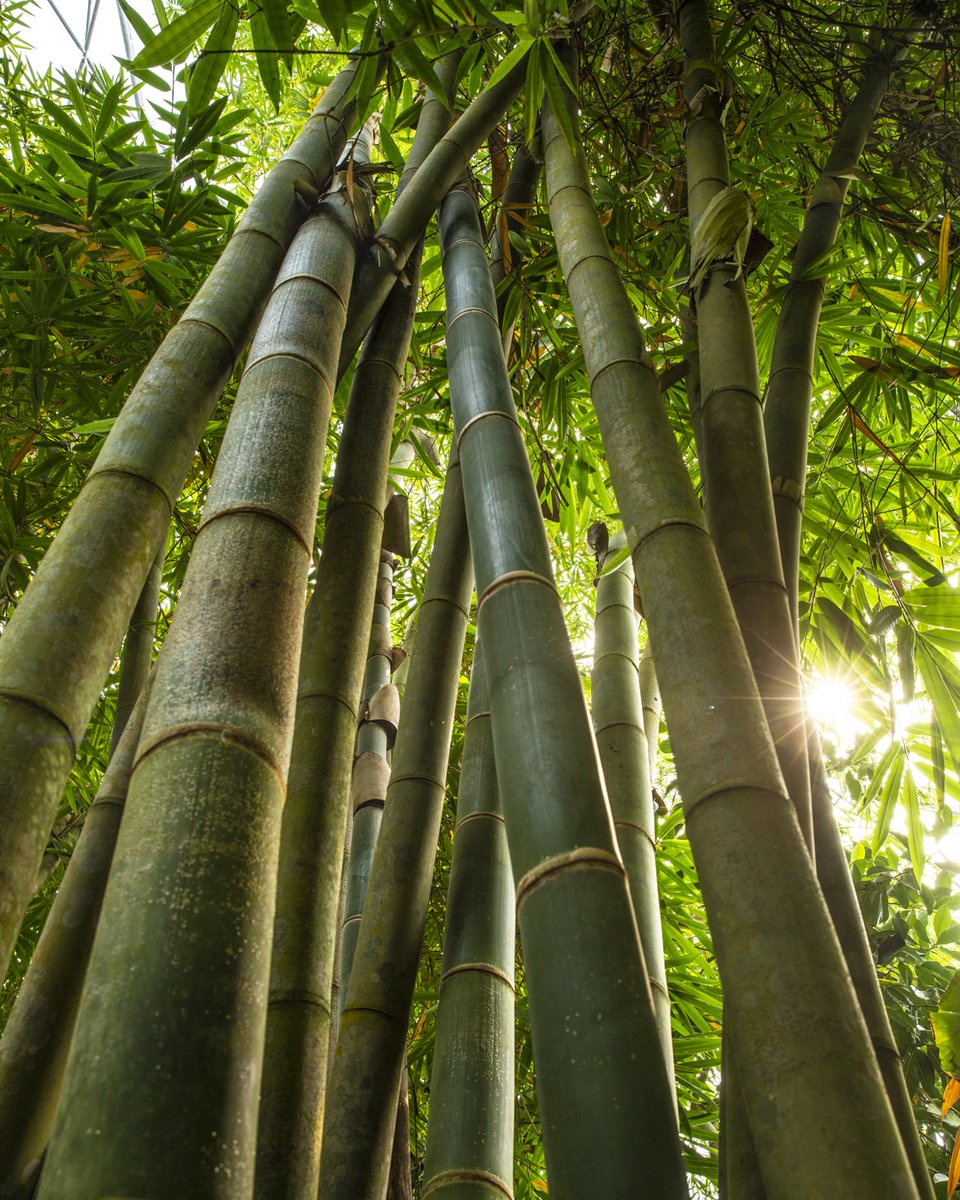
[38,169,367,1200]
[543,44,918,1199]
[440,185,687,1199]
[0,60,363,978]
[422,641,515,1199]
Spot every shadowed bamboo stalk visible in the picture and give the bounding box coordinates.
[440,185,687,1199]
[592,542,674,1084]
[489,138,541,354]
[638,644,661,782]
[0,58,364,977]
[543,47,919,1199]
[320,450,473,1200]
[37,157,371,1200]
[111,543,163,753]
[422,639,515,1199]
[337,57,527,372]
[678,0,811,845]
[0,675,152,1200]
[763,18,923,624]
[255,64,460,1199]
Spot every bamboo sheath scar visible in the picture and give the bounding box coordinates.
[320,451,473,1200]
[256,59,460,1199]
[543,49,918,1200]
[592,552,674,1089]
[0,59,363,978]
[440,186,687,1200]
[422,640,516,1200]
[38,168,367,1200]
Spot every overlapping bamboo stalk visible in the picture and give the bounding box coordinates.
[320,450,473,1200]
[0,58,364,976]
[422,639,515,1199]
[440,184,687,1199]
[37,154,371,1200]
[543,42,918,1199]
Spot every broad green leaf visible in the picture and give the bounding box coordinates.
[903,583,960,630]
[933,969,960,1078]
[917,639,960,767]
[132,0,222,68]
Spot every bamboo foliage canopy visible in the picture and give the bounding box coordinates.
[2,0,960,1196]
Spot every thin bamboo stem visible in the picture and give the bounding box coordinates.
[37,163,369,1200]
[489,138,541,354]
[422,640,515,1199]
[441,185,687,1199]
[543,44,919,1199]
[319,450,473,1200]
[111,542,163,753]
[0,59,363,978]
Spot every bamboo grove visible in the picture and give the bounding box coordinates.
[1,0,960,1197]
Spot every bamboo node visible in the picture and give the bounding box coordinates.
[477,569,557,612]
[440,961,515,991]
[771,475,803,505]
[516,846,624,907]
[422,1167,514,1199]
[456,407,520,447]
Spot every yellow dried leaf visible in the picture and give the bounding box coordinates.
[532,1179,548,1193]
[949,1126,960,1199]
[944,1077,960,1118]
[598,208,613,227]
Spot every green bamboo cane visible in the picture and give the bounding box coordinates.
[763,19,924,625]
[440,185,687,1199]
[337,58,527,374]
[111,542,163,753]
[592,543,674,1084]
[542,50,919,1200]
[678,0,811,846]
[37,158,371,1200]
[336,552,399,1023]
[0,58,364,978]
[638,644,661,783]
[320,450,473,1200]
[489,138,542,354]
[0,674,152,1200]
[256,62,460,1198]
[421,639,515,1199]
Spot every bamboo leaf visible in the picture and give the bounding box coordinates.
[132,0,222,68]
[187,2,239,115]
[117,0,156,46]
[933,718,946,811]
[871,744,904,853]
[943,1077,960,1118]
[940,212,952,300]
[257,0,291,56]
[485,37,534,90]
[934,970,960,1079]
[903,584,960,631]
[917,639,960,767]
[250,8,282,111]
[903,765,924,883]
[542,44,576,157]
[949,1128,960,1200]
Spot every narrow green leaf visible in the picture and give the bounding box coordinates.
[871,744,904,853]
[485,37,534,91]
[542,46,576,157]
[860,738,900,813]
[393,40,447,107]
[903,765,924,883]
[250,8,282,111]
[258,0,291,55]
[933,969,960,1077]
[187,2,239,115]
[523,41,542,147]
[903,583,960,630]
[933,718,946,811]
[917,639,960,767]
[117,0,156,47]
[132,0,221,68]
[315,0,346,42]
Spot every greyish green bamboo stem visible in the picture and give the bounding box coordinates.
[440,186,687,1200]
[111,542,163,753]
[256,64,460,1198]
[543,53,918,1200]
[337,57,527,374]
[422,640,515,1199]
[320,451,473,1200]
[37,166,368,1200]
[0,59,363,978]
[638,644,661,782]
[592,550,674,1086]
[337,553,398,1024]
[489,139,542,354]
[763,21,922,624]
[678,0,811,847]
[0,677,152,1200]
[808,736,935,1199]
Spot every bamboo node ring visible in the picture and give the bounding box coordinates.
[516,846,624,907]
[456,407,520,446]
[440,961,515,991]
[477,569,557,611]
[422,1168,514,1200]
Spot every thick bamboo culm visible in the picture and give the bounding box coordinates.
[440,185,687,1199]
[592,547,674,1085]
[678,0,811,846]
[337,551,399,1018]
[37,157,370,1200]
[0,674,152,1200]
[320,450,473,1200]
[542,44,919,1200]
[421,639,515,1199]
[111,543,163,753]
[0,58,363,977]
[255,67,459,1197]
[337,59,527,372]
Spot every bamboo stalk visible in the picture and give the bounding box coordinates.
[638,644,661,782]
[440,185,687,1199]
[255,65,460,1199]
[0,676,152,1200]
[592,546,674,1084]
[763,19,923,623]
[543,47,919,1200]
[489,138,541,354]
[0,58,364,978]
[421,640,515,1199]
[37,160,370,1200]
[337,58,527,373]
[111,542,163,753]
[678,0,811,846]
[319,449,473,1200]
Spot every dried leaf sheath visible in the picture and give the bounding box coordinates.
[0,59,362,977]
[543,44,918,1200]
[440,185,687,1200]
[38,177,364,1200]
